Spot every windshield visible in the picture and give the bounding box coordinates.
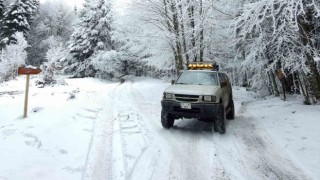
[175,71,218,86]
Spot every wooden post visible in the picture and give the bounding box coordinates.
[18,67,42,119]
[23,74,30,118]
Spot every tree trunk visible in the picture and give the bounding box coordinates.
[267,71,274,95]
[163,0,182,72]
[170,0,183,72]
[297,73,311,105]
[163,0,172,33]
[187,0,197,62]
[178,1,189,65]
[306,53,320,100]
[298,7,320,100]
[292,73,300,94]
[199,0,204,62]
[270,70,280,97]
[281,78,286,101]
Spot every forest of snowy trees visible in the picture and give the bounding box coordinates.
[0,0,320,104]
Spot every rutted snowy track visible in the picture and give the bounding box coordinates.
[83,80,313,180]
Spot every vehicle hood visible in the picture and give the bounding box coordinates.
[164,84,219,95]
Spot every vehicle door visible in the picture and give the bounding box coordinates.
[218,73,228,107]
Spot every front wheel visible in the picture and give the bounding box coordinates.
[215,105,226,134]
[161,110,174,129]
[226,99,235,120]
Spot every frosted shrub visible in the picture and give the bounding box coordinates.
[0,32,27,82]
[90,50,122,79]
[39,37,68,86]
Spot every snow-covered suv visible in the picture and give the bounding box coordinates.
[161,63,234,134]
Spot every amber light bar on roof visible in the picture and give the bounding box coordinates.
[187,62,217,70]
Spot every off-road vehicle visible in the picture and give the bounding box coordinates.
[161,62,234,134]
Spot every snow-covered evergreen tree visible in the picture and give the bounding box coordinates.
[21,0,38,22]
[0,0,6,47]
[26,1,74,66]
[0,0,30,45]
[67,0,113,77]
[0,0,5,20]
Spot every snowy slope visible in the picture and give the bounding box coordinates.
[0,77,319,180]
[0,77,118,180]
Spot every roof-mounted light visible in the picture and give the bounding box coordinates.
[187,62,219,71]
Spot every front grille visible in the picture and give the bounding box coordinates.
[173,107,200,113]
[175,94,199,102]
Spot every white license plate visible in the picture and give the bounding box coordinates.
[181,103,191,109]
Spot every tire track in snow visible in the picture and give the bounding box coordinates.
[131,82,228,180]
[130,83,203,180]
[82,85,117,180]
[237,116,311,180]
[112,82,159,180]
[130,82,312,180]
[232,101,312,180]
[84,81,312,180]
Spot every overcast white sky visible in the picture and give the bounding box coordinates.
[40,0,84,7]
[39,0,129,9]
[39,0,84,8]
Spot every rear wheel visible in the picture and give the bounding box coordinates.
[226,99,235,120]
[215,105,226,134]
[161,110,174,129]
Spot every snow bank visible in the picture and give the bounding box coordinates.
[0,77,117,180]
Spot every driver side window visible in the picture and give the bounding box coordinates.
[218,73,225,83]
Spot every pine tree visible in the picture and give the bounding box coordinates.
[0,0,6,46]
[67,0,113,77]
[26,0,70,66]
[22,0,39,22]
[0,0,30,45]
[0,0,5,20]
[0,0,5,70]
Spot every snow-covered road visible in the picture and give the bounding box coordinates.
[1,77,319,180]
[82,79,315,180]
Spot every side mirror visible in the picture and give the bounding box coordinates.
[221,82,227,87]
[171,80,176,85]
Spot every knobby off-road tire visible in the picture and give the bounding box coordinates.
[226,99,235,120]
[161,110,174,129]
[213,120,218,132]
[215,105,226,134]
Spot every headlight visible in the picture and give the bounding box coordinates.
[203,95,216,102]
[163,93,173,99]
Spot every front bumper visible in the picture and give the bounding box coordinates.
[161,100,220,120]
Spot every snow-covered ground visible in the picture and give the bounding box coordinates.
[0,76,319,180]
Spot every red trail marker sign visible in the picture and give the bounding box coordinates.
[18,67,42,118]
[18,67,42,75]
